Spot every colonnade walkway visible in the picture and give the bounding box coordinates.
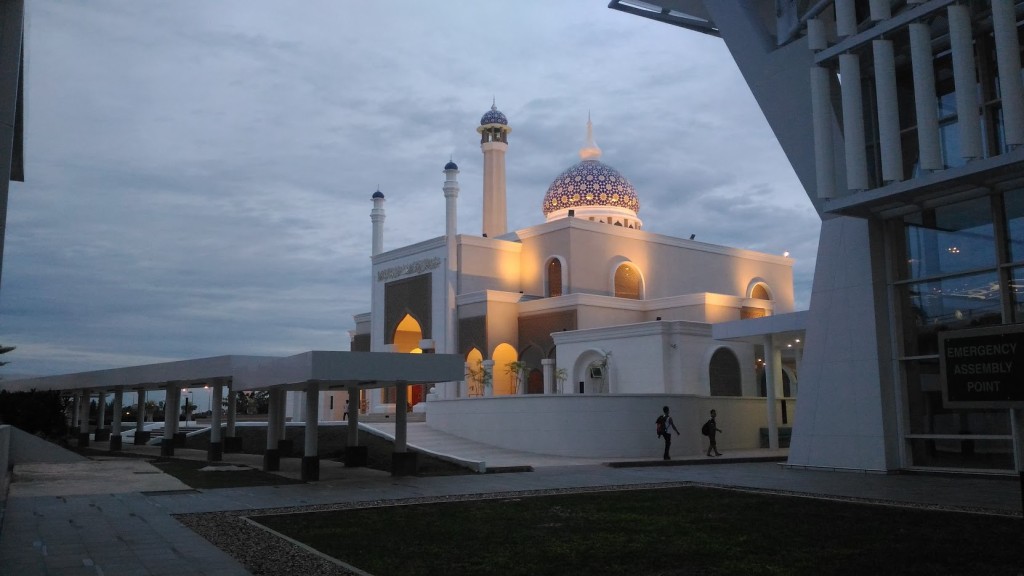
[1,431,1021,575]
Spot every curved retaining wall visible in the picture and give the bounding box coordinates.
[426,394,794,459]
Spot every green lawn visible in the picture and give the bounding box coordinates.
[253,486,1024,576]
[150,457,304,489]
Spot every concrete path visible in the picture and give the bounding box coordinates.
[1,433,1021,576]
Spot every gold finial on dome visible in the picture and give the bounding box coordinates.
[579,112,602,160]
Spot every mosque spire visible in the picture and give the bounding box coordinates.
[579,112,602,160]
[477,99,512,238]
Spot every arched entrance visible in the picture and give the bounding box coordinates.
[393,314,425,406]
[466,348,484,397]
[492,343,519,395]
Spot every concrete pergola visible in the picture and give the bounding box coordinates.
[712,311,807,450]
[233,351,464,478]
[0,351,464,479]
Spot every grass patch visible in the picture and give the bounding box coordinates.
[253,486,1024,576]
[149,458,304,489]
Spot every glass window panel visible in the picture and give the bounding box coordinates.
[1012,266,1024,323]
[908,438,1015,470]
[903,197,996,279]
[939,121,966,169]
[898,271,1003,356]
[1006,189,1024,262]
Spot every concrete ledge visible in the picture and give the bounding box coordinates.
[344,446,368,467]
[263,448,280,471]
[301,456,319,481]
[391,452,418,476]
[223,436,243,453]
[608,455,788,468]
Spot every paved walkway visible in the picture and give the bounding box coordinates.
[1,427,1021,576]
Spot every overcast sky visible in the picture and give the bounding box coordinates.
[0,1,820,378]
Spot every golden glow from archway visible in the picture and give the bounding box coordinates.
[393,314,422,353]
[492,343,518,395]
[466,347,484,396]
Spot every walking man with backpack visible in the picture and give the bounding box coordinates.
[703,409,722,456]
[656,405,680,460]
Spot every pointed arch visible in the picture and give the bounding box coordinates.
[545,256,567,297]
[466,347,484,397]
[492,343,519,395]
[612,261,644,300]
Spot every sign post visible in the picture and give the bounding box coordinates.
[939,324,1024,519]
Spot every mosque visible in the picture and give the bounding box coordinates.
[322,103,802,458]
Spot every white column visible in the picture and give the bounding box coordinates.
[762,335,780,450]
[225,384,236,437]
[211,383,223,444]
[395,384,408,453]
[873,39,903,183]
[840,53,869,190]
[111,390,123,435]
[135,389,146,436]
[96,391,107,433]
[346,387,360,446]
[992,0,1024,148]
[910,22,943,171]
[541,359,554,395]
[277,388,288,443]
[811,65,837,198]
[806,18,827,51]
[78,390,89,436]
[266,389,280,451]
[868,0,890,21]
[163,387,179,444]
[835,0,857,37]
[949,3,983,160]
[482,360,494,397]
[304,382,319,457]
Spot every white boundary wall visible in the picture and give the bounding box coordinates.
[427,395,794,459]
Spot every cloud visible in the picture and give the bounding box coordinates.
[1,1,820,376]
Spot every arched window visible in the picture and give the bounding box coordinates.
[709,348,742,396]
[751,284,770,300]
[547,258,562,297]
[614,263,642,299]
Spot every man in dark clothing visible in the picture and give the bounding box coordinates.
[658,405,680,460]
[705,409,722,456]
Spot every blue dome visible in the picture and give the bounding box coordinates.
[542,160,639,216]
[372,190,384,199]
[480,104,508,126]
[444,160,458,170]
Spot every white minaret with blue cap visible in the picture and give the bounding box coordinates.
[442,159,460,397]
[476,100,511,238]
[370,189,385,257]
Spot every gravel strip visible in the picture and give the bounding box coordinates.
[174,481,1021,576]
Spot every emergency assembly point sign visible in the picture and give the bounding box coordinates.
[939,324,1024,408]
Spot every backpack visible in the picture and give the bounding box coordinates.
[701,419,712,436]
[656,415,666,437]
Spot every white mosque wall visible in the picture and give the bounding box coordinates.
[457,235,522,295]
[514,219,794,309]
[426,395,790,459]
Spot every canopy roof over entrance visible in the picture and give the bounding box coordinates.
[0,351,466,394]
[711,310,807,346]
[234,351,465,391]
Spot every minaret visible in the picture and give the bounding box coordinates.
[370,189,385,257]
[476,100,511,238]
[443,159,459,240]
[443,160,460,398]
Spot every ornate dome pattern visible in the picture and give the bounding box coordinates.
[542,160,639,215]
[480,104,508,126]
